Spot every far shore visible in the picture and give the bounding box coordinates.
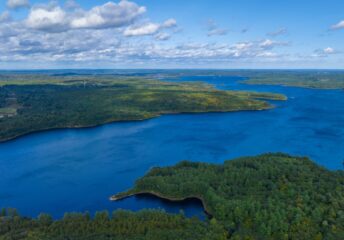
[0,105,279,143]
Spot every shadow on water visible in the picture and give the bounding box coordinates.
[116,194,208,220]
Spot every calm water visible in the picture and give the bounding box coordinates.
[0,75,343,219]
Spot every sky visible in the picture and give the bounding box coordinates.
[0,0,344,69]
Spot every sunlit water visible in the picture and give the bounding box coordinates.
[0,74,343,219]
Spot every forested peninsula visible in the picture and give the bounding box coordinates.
[113,153,344,239]
[2,153,343,239]
[0,75,285,142]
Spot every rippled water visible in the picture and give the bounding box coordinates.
[0,75,343,219]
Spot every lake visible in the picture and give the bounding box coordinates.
[0,74,343,220]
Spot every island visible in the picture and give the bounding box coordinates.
[0,74,286,142]
[112,153,344,239]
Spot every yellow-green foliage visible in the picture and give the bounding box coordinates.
[242,71,344,89]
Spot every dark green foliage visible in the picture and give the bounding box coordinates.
[0,77,285,142]
[0,210,227,240]
[1,154,343,239]
[242,70,344,89]
[117,153,344,239]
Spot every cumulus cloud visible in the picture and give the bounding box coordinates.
[64,0,80,10]
[123,18,177,37]
[259,39,289,49]
[0,1,292,67]
[313,47,338,57]
[162,18,177,28]
[25,1,146,32]
[331,20,344,30]
[267,27,288,37]
[124,22,160,36]
[323,47,335,54]
[70,1,146,29]
[207,19,228,37]
[7,0,30,9]
[0,11,11,23]
[26,6,68,32]
[155,32,170,41]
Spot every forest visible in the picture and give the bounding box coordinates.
[1,154,343,239]
[0,209,226,240]
[241,70,344,89]
[114,153,344,239]
[0,75,285,142]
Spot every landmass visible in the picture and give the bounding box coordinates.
[2,153,343,239]
[112,153,344,239]
[0,209,226,240]
[0,74,286,142]
[241,70,344,89]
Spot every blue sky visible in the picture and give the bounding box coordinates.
[0,0,343,69]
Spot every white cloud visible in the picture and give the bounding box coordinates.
[25,1,146,32]
[155,32,170,41]
[64,0,80,10]
[70,1,146,29]
[267,27,288,37]
[331,20,344,30]
[208,28,228,37]
[26,6,68,32]
[7,0,29,9]
[206,19,228,37]
[124,22,160,36]
[0,11,11,23]
[124,19,177,37]
[162,18,177,28]
[313,47,338,57]
[259,39,289,49]
[323,47,335,54]
[0,1,294,67]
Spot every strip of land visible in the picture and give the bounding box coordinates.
[241,71,344,89]
[0,75,286,142]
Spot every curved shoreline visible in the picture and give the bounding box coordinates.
[110,191,213,218]
[0,105,279,143]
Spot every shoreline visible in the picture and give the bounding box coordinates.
[0,104,280,143]
[242,81,344,90]
[110,191,213,218]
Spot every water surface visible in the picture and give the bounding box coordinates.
[0,74,343,219]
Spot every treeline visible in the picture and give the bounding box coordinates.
[2,154,343,239]
[0,209,226,240]
[118,153,344,239]
[0,78,285,142]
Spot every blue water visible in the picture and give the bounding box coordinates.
[0,74,343,220]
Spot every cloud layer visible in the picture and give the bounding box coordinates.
[26,1,146,32]
[0,0,341,68]
[7,0,30,9]
[331,20,344,30]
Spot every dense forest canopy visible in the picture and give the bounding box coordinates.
[1,154,343,239]
[0,209,227,240]
[241,71,344,89]
[114,153,344,239]
[0,75,285,142]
